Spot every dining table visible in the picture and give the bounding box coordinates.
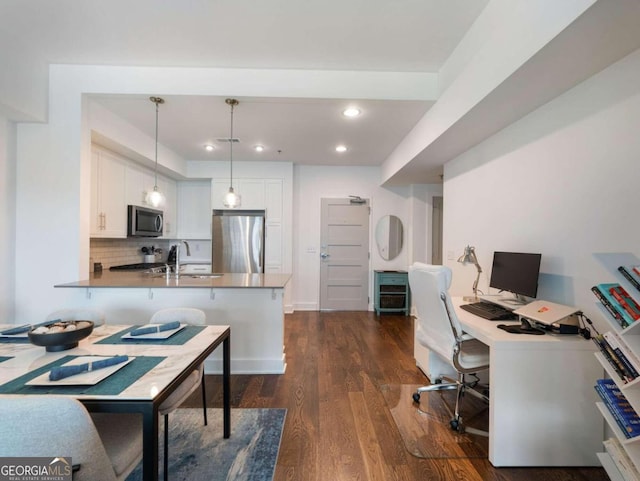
[0,322,231,481]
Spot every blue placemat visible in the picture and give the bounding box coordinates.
[0,355,165,395]
[95,325,205,345]
[0,337,30,344]
[0,356,12,363]
[0,320,60,337]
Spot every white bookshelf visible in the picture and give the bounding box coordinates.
[593,268,640,480]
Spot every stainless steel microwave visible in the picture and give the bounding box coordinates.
[127,205,163,237]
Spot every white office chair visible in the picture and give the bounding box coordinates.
[151,307,207,481]
[408,262,490,436]
[0,395,142,481]
[46,308,106,327]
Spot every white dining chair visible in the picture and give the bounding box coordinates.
[0,395,142,481]
[46,308,106,327]
[150,307,207,481]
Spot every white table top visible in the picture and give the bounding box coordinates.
[453,297,595,351]
[0,324,230,400]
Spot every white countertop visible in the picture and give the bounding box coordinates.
[54,271,291,289]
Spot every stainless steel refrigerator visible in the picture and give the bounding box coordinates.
[211,209,265,273]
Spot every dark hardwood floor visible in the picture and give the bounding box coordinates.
[187,311,608,481]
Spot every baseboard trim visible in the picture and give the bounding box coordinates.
[293,302,319,311]
[204,354,286,374]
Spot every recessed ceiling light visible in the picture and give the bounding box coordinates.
[335,145,348,153]
[204,144,214,151]
[342,107,361,118]
[254,145,264,152]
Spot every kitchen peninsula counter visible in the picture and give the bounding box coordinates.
[55,272,291,289]
[53,271,291,374]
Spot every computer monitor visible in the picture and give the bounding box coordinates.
[489,251,542,305]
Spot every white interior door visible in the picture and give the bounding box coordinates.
[319,198,370,310]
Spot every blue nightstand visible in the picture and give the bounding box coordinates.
[374,270,410,316]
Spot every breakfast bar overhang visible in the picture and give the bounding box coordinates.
[55,272,291,374]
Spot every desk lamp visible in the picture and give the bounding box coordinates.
[457,245,482,302]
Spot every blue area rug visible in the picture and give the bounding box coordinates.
[126,408,286,481]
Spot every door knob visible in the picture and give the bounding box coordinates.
[320,252,330,259]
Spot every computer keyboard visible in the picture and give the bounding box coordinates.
[460,302,518,321]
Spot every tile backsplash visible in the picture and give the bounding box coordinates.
[90,238,172,270]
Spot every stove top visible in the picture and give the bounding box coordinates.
[109,262,168,271]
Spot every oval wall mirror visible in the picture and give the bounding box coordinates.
[375,215,403,261]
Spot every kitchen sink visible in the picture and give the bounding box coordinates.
[147,272,223,279]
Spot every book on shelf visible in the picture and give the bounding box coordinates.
[595,379,640,438]
[611,284,640,321]
[603,437,640,481]
[592,283,638,328]
[619,266,640,294]
[595,334,635,383]
[595,392,640,440]
[595,379,635,412]
[603,331,640,381]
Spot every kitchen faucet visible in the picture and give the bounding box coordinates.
[174,240,191,278]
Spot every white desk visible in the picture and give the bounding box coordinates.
[414,297,603,467]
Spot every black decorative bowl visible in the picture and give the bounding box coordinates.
[28,320,94,352]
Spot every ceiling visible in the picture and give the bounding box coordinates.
[90,95,434,166]
[1,0,490,170]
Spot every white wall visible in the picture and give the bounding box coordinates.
[292,165,433,310]
[408,184,443,264]
[0,115,16,320]
[444,46,640,333]
[0,50,48,122]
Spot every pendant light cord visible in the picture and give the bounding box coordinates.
[223,98,240,207]
[154,100,159,188]
[149,96,164,190]
[229,101,234,189]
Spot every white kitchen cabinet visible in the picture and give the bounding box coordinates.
[177,180,211,239]
[125,164,143,207]
[126,163,176,237]
[92,144,177,239]
[211,180,228,210]
[265,223,283,271]
[142,173,158,207]
[264,180,283,272]
[159,177,177,238]
[212,179,266,210]
[211,179,282,215]
[265,179,283,222]
[90,148,127,238]
[236,179,266,209]
[126,163,161,208]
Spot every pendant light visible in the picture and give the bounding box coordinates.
[223,98,241,208]
[146,96,165,208]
